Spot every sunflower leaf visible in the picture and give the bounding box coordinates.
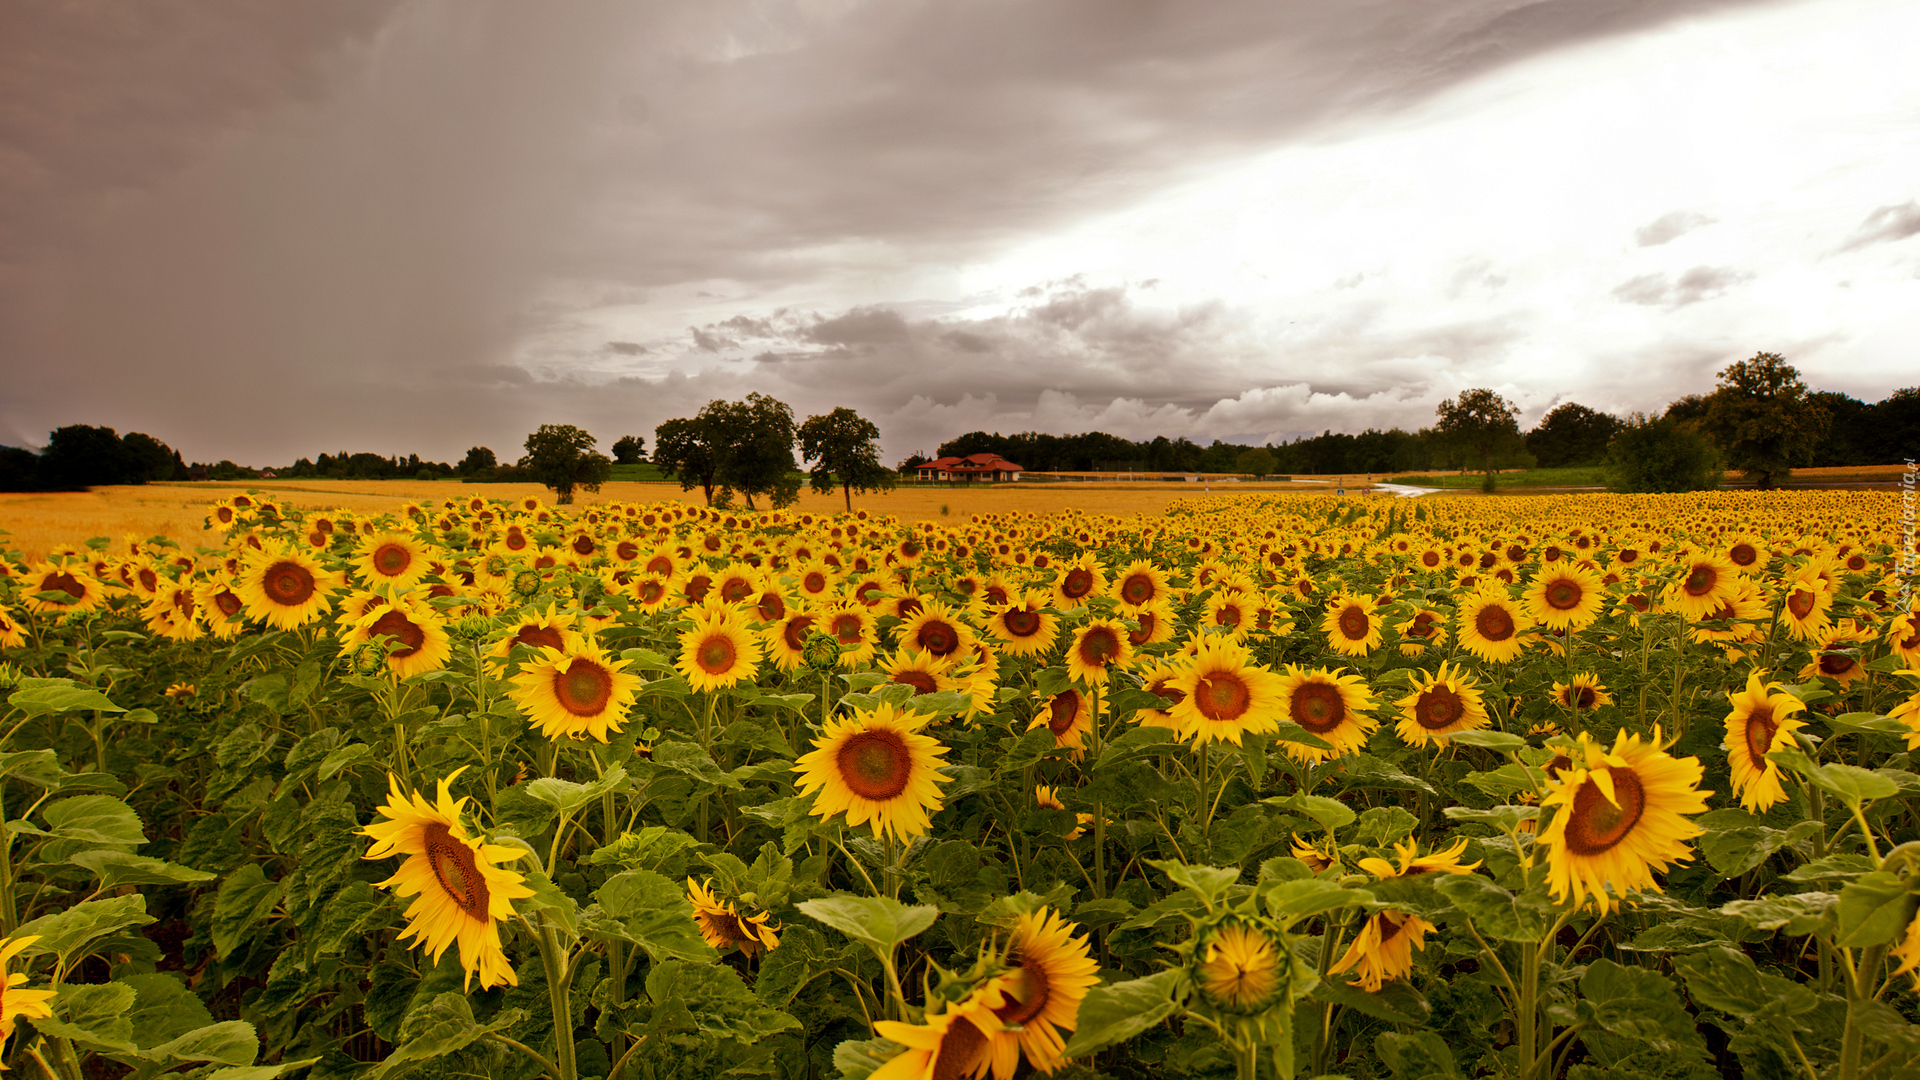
[1835,870,1914,948]
[7,680,125,719]
[1442,729,1528,752]
[67,850,216,891]
[13,894,154,963]
[1147,858,1242,902]
[1262,793,1355,833]
[798,893,938,960]
[1059,968,1187,1058]
[523,766,631,814]
[1312,973,1430,1025]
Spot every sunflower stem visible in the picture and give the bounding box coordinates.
[538,919,579,1080]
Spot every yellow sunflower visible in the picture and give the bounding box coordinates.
[1125,600,1178,648]
[686,877,780,956]
[1722,670,1807,812]
[353,531,431,589]
[0,934,56,1062]
[0,607,26,650]
[897,601,974,660]
[870,997,1002,1080]
[1456,590,1532,664]
[1203,590,1255,638]
[1050,553,1107,609]
[1029,687,1098,756]
[1320,592,1383,656]
[234,548,342,629]
[881,647,961,699]
[822,605,879,667]
[20,560,107,617]
[1551,673,1614,712]
[1664,553,1738,621]
[1166,635,1286,747]
[508,640,641,743]
[979,908,1101,1079]
[1886,613,1920,668]
[676,605,764,692]
[487,604,585,668]
[1112,560,1171,611]
[1393,661,1489,747]
[1290,834,1338,873]
[1537,726,1709,914]
[1333,838,1480,991]
[1393,608,1448,657]
[1034,786,1092,841]
[1523,563,1605,630]
[1065,619,1132,686]
[342,597,452,679]
[1274,665,1377,763]
[1194,922,1285,1013]
[1134,659,1191,731]
[987,589,1059,657]
[763,609,822,672]
[193,576,250,639]
[1800,620,1872,688]
[794,702,951,842]
[358,771,535,990]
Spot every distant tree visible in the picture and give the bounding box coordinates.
[1702,352,1830,490]
[898,452,931,475]
[1525,403,1623,467]
[708,393,800,510]
[1235,447,1278,479]
[120,432,181,482]
[459,446,497,477]
[654,416,723,505]
[611,435,647,465]
[1605,413,1723,493]
[1807,391,1872,467]
[518,424,612,504]
[0,447,41,492]
[799,406,896,511]
[38,425,137,490]
[1434,389,1523,492]
[1863,387,1920,465]
[1664,394,1712,425]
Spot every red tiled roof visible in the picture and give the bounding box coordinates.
[915,454,1023,472]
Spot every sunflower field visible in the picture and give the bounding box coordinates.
[0,488,1917,1080]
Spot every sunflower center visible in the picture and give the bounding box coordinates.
[916,620,960,656]
[1683,565,1717,596]
[684,575,712,603]
[263,561,316,606]
[783,615,816,651]
[572,535,596,556]
[423,822,490,921]
[646,555,673,575]
[554,660,615,716]
[373,544,412,576]
[832,615,864,644]
[1048,692,1081,735]
[893,669,938,695]
[1405,613,1436,639]
[1563,768,1646,856]
[1544,581,1581,610]
[1819,652,1856,676]
[803,571,827,593]
[639,580,666,604]
[42,572,84,599]
[1290,683,1346,733]
[1150,678,1186,709]
[1003,609,1042,637]
[1787,589,1816,618]
[1475,605,1515,642]
[1744,704,1778,767]
[930,1016,990,1080]
[1195,672,1252,721]
[1215,604,1242,628]
[758,592,786,621]
[1077,627,1120,668]
[993,958,1053,1026]
[1572,687,1596,709]
[368,610,426,658]
[137,568,158,591]
[697,634,737,674]
[1121,575,1154,605]
[514,625,565,651]
[985,585,1010,606]
[1061,568,1095,599]
[1415,687,1463,730]
[1128,613,1158,646]
[1729,543,1757,566]
[213,589,243,616]
[721,578,753,603]
[835,730,913,800]
[1337,606,1369,639]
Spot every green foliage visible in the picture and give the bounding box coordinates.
[655,394,801,508]
[1702,351,1831,488]
[798,406,896,510]
[1604,412,1723,493]
[1434,388,1523,492]
[518,424,614,505]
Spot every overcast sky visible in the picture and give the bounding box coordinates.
[3,0,1917,465]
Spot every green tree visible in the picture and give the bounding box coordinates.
[1702,352,1830,489]
[39,424,137,490]
[518,424,612,504]
[458,446,497,477]
[611,435,647,465]
[1234,447,1277,479]
[1604,413,1723,493]
[709,393,800,510]
[798,407,896,511]
[654,416,721,505]
[1434,389,1522,493]
[1524,402,1622,467]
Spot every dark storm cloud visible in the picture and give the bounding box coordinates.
[1634,210,1716,246]
[1839,200,1920,251]
[0,0,1792,463]
[1610,266,1751,308]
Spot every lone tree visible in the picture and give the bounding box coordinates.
[458,446,497,477]
[1234,447,1278,480]
[798,406,895,511]
[1525,402,1623,467]
[519,424,611,504]
[655,393,801,509]
[1434,388,1522,493]
[1702,351,1830,490]
[1604,413,1723,493]
[611,435,647,465]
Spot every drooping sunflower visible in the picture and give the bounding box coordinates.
[676,604,764,692]
[1523,563,1605,631]
[1665,553,1739,621]
[979,908,1102,1079]
[0,607,26,650]
[1194,921,1285,1014]
[143,584,204,643]
[1134,659,1190,731]
[795,702,951,842]
[1551,673,1614,713]
[1112,560,1171,611]
[1290,834,1338,873]
[1393,661,1489,747]
[342,597,452,679]
[762,609,821,672]
[1456,590,1532,664]
[870,997,1002,1080]
[508,640,641,743]
[1331,837,1480,991]
[1274,665,1377,763]
[358,771,535,990]
[1029,687,1098,755]
[1537,726,1710,914]
[234,548,342,629]
[1124,600,1177,648]
[353,531,431,589]
[1886,613,1920,668]
[1722,670,1807,812]
[686,877,780,956]
[20,560,107,617]
[1320,592,1383,656]
[1166,635,1286,747]
[987,590,1060,657]
[1050,553,1106,609]
[1065,619,1132,686]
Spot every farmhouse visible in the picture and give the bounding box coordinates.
[913,453,1024,482]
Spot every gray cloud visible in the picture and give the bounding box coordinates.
[605,340,647,355]
[1611,265,1751,308]
[1839,200,1920,251]
[1634,210,1716,246]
